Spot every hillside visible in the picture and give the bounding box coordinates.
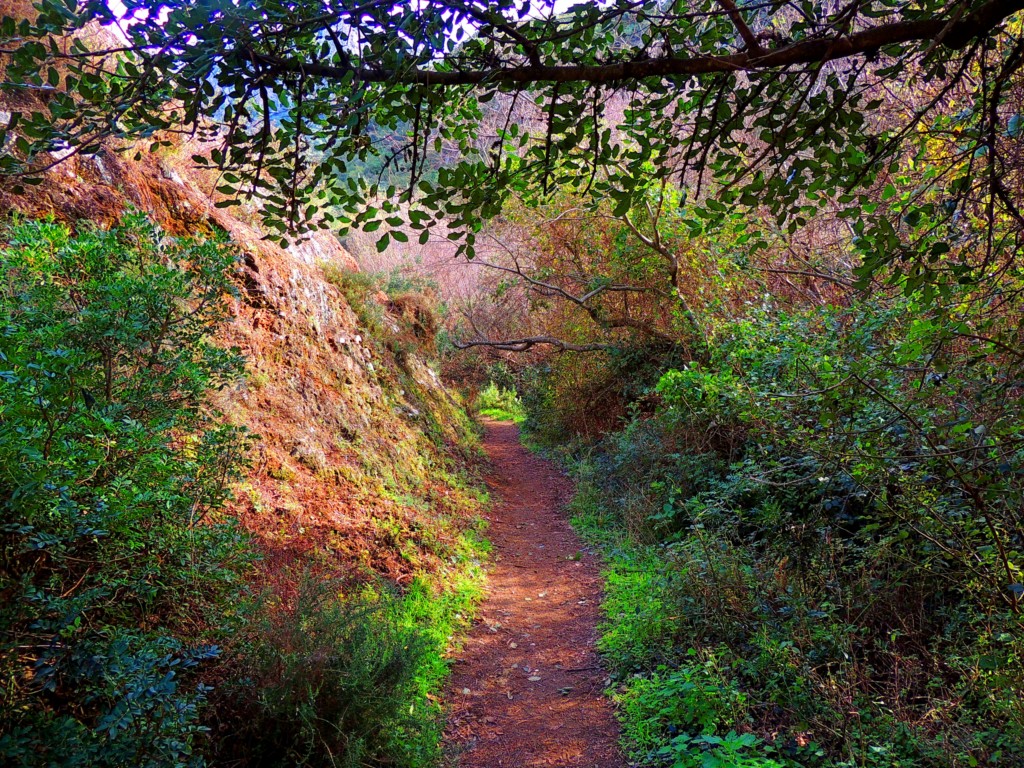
[0,106,490,768]
[2,131,486,575]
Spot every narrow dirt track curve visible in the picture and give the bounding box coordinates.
[443,421,624,768]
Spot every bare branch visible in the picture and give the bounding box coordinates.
[472,254,675,342]
[453,335,613,352]
[620,210,706,347]
[758,266,856,289]
[472,258,649,305]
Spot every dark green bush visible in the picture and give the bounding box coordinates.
[0,215,251,767]
[542,295,1024,767]
[214,578,436,768]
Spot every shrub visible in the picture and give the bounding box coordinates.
[218,580,428,768]
[555,293,1024,767]
[322,265,387,335]
[474,380,526,422]
[214,571,483,768]
[0,214,251,767]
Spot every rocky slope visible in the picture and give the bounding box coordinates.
[0,136,486,591]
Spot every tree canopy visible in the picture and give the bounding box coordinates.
[2,0,1023,286]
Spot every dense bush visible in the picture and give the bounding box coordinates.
[532,290,1024,767]
[519,341,690,444]
[210,570,483,768]
[0,215,251,767]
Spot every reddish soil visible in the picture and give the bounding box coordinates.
[444,421,624,768]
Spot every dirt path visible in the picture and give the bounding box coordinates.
[443,421,623,768]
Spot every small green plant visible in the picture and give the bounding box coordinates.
[659,731,788,768]
[322,265,386,336]
[617,653,754,763]
[248,370,271,390]
[268,462,298,482]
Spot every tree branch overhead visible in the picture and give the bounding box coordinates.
[250,0,1024,86]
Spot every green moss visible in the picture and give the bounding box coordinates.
[268,463,297,482]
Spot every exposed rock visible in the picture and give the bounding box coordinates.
[290,438,328,473]
[0,122,482,587]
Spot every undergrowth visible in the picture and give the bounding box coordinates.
[570,468,814,768]
[523,294,1024,768]
[210,543,486,768]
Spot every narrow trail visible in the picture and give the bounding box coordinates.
[443,421,624,768]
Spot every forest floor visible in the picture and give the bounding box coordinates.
[443,421,624,768]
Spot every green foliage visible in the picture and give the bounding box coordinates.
[649,730,791,768]
[0,214,251,767]
[474,380,526,423]
[656,365,747,425]
[619,656,748,741]
[216,561,485,768]
[543,285,1024,767]
[3,0,1021,297]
